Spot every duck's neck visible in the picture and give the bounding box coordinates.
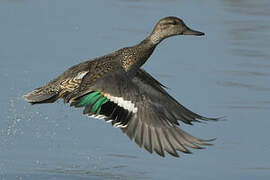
[120,37,157,72]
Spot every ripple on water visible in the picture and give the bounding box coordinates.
[36,166,148,180]
[216,81,270,92]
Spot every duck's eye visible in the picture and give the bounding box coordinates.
[164,21,178,26]
[171,21,178,25]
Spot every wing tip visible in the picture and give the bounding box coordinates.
[200,115,226,121]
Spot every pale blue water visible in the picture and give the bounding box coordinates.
[0,0,270,179]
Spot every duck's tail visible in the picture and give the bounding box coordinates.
[24,86,60,104]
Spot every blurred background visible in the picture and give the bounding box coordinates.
[0,0,269,179]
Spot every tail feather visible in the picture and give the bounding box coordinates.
[24,87,59,104]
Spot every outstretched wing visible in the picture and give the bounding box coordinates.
[135,69,218,125]
[67,68,217,157]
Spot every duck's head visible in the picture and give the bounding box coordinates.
[149,16,204,44]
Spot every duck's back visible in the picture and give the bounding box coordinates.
[24,51,121,104]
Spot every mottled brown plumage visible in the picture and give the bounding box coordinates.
[24,17,219,157]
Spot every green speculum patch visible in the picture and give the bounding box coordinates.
[77,91,109,114]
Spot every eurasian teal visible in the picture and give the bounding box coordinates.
[25,17,218,157]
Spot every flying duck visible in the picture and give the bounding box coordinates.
[24,16,218,157]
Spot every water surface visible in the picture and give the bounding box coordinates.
[0,0,270,179]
